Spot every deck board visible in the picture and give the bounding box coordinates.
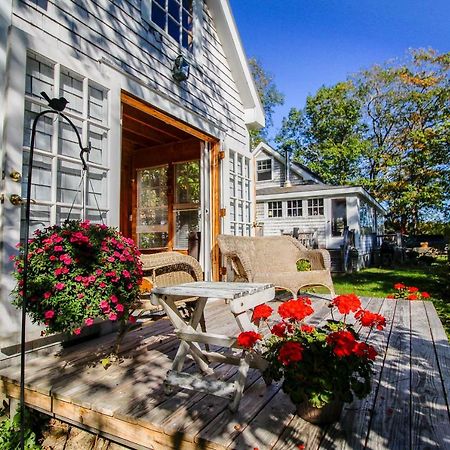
[1,297,449,450]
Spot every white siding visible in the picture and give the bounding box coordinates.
[11,0,248,147]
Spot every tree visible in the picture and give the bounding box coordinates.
[275,82,367,185]
[248,58,284,147]
[354,49,450,232]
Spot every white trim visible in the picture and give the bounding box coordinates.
[253,141,322,183]
[207,0,264,129]
[257,186,386,214]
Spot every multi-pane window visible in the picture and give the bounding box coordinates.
[256,159,272,181]
[307,198,324,216]
[143,0,194,52]
[22,53,109,235]
[287,200,302,217]
[229,151,252,236]
[268,201,282,218]
[137,166,169,249]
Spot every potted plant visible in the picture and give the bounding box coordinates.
[11,220,143,356]
[236,295,386,424]
[386,283,431,300]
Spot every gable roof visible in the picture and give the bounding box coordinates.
[207,1,264,129]
[253,142,324,183]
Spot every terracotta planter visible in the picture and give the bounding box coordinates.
[296,399,344,424]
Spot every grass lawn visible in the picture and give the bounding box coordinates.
[331,257,450,338]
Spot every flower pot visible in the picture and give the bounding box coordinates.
[296,399,343,424]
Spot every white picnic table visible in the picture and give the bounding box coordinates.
[150,281,275,411]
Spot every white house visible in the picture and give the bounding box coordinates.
[253,142,386,269]
[0,0,263,351]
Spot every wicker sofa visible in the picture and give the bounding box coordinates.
[217,235,335,298]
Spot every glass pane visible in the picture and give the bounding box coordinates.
[332,199,347,236]
[181,30,193,52]
[230,199,235,221]
[88,85,106,123]
[25,55,54,98]
[86,209,107,224]
[87,125,107,165]
[152,3,166,29]
[244,158,250,178]
[229,176,235,197]
[57,159,82,204]
[182,9,192,30]
[154,0,165,7]
[21,204,51,239]
[88,167,107,208]
[58,119,83,158]
[229,151,235,173]
[237,202,243,221]
[182,0,192,11]
[230,223,235,235]
[56,206,81,224]
[168,17,180,42]
[244,180,250,201]
[237,178,243,199]
[237,155,242,176]
[139,232,168,249]
[174,161,200,204]
[174,209,199,249]
[21,152,52,201]
[60,69,83,114]
[23,101,53,151]
[168,0,180,19]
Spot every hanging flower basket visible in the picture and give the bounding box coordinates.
[11,220,143,337]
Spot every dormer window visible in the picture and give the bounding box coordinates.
[142,0,194,52]
[257,159,272,181]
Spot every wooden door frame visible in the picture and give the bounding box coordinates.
[120,92,221,279]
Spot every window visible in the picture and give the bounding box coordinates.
[142,0,194,52]
[307,198,324,216]
[256,159,272,181]
[331,198,347,236]
[173,161,200,249]
[22,53,109,235]
[268,201,282,218]
[287,200,302,217]
[229,151,252,236]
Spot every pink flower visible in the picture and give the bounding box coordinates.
[110,295,118,304]
[122,270,131,278]
[116,304,124,312]
[73,328,81,335]
[129,316,136,324]
[85,318,94,326]
[109,312,118,321]
[55,282,65,290]
[100,300,109,310]
[43,291,52,299]
[107,256,115,263]
[75,275,83,282]
[54,246,63,252]
[44,310,55,319]
[99,282,106,288]
[77,293,85,299]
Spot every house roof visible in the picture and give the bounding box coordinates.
[256,184,387,214]
[253,142,324,183]
[207,1,265,130]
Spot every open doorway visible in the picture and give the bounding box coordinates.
[120,93,220,276]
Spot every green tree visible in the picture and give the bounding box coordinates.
[275,82,367,185]
[354,49,450,232]
[248,58,284,147]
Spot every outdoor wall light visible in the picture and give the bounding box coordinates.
[172,54,190,82]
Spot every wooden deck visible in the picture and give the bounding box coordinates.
[1,297,449,449]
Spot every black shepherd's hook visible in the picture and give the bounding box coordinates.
[19,92,90,449]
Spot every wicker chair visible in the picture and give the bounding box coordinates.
[217,235,335,298]
[138,252,204,320]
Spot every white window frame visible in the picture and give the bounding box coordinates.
[267,201,283,218]
[287,199,303,217]
[22,51,110,234]
[141,0,199,54]
[307,198,324,216]
[256,158,273,182]
[229,150,252,236]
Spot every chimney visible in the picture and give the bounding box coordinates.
[284,149,292,187]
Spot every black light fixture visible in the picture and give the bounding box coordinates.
[18,91,90,450]
[172,54,190,82]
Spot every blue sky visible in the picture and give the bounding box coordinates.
[230,0,450,140]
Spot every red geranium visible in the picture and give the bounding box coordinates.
[271,321,293,338]
[408,286,419,293]
[327,330,357,357]
[278,298,314,321]
[237,331,262,349]
[331,294,362,315]
[251,304,273,323]
[353,342,377,360]
[407,294,418,300]
[421,292,430,298]
[355,309,386,330]
[394,283,406,290]
[278,341,304,366]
